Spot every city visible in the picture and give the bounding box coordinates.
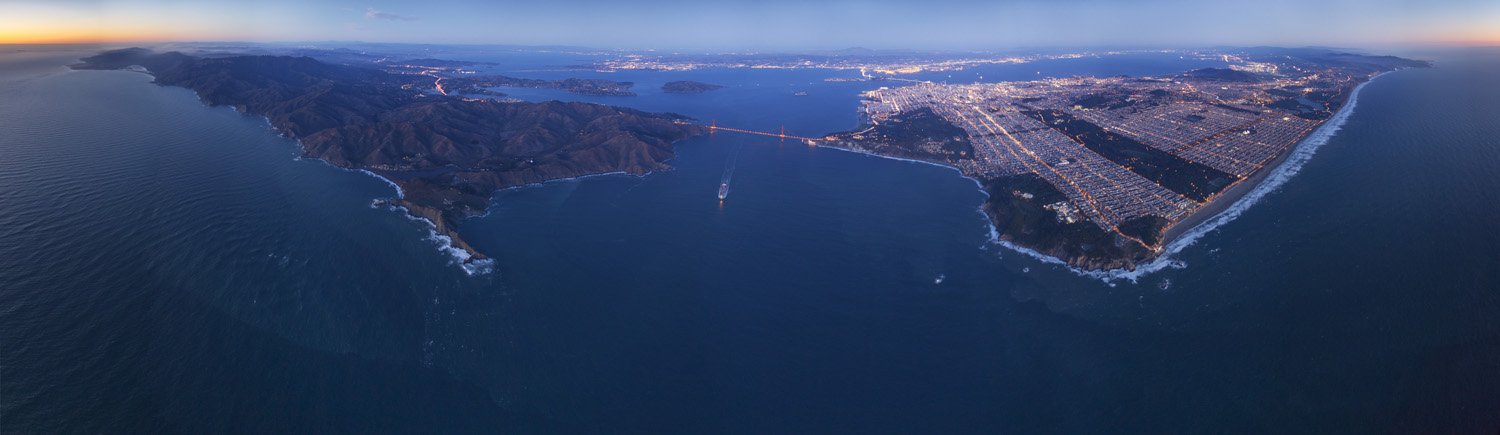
[3,0,1497,432]
[829,51,1417,264]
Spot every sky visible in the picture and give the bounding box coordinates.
[2,0,1498,49]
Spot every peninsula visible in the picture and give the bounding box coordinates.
[826,48,1426,271]
[74,48,706,265]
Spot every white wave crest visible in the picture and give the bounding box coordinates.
[383,204,496,275]
[1002,72,1388,283]
[357,169,404,199]
[170,81,475,273]
[424,227,495,276]
[286,150,405,201]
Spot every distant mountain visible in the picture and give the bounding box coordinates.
[391,58,494,68]
[1233,46,1432,72]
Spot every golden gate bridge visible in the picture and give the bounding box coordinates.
[708,120,823,143]
[699,120,826,205]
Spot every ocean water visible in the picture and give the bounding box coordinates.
[1,46,1497,432]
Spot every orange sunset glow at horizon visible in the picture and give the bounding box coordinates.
[1,0,1498,48]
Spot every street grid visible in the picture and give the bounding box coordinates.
[855,73,1336,235]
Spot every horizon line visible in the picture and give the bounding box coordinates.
[4,39,1499,53]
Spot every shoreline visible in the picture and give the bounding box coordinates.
[100,55,1389,280]
[268,116,495,275]
[378,202,496,275]
[821,71,1390,282]
[329,66,1386,280]
[1160,71,1388,246]
[110,65,494,275]
[818,142,1150,282]
[366,155,695,274]
[364,167,673,275]
[79,55,703,277]
[1092,71,1391,281]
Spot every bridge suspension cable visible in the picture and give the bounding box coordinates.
[709,120,822,142]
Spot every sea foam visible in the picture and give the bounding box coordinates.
[151,70,479,275]
[383,204,496,275]
[1014,72,1389,283]
[356,169,404,199]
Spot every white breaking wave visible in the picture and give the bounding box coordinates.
[159,74,482,275]
[384,204,496,275]
[822,73,1388,283]
[257,113,405,201]
[372,170,645,275]
[425,229,496,276]
[289,143,492,275]
[357,169,404,199]
[1011,72,1390,283]
[292,156,405,201]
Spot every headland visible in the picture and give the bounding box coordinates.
[73,48,706,268]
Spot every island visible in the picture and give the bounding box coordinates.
[661,80,724,94]
[825,48,1427,271]
[74,48,706,267]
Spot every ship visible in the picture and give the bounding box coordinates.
[718,182,729,200]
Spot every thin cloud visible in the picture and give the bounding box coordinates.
[365,8,417,22]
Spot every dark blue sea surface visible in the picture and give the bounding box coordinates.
[2,46,1497,432]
